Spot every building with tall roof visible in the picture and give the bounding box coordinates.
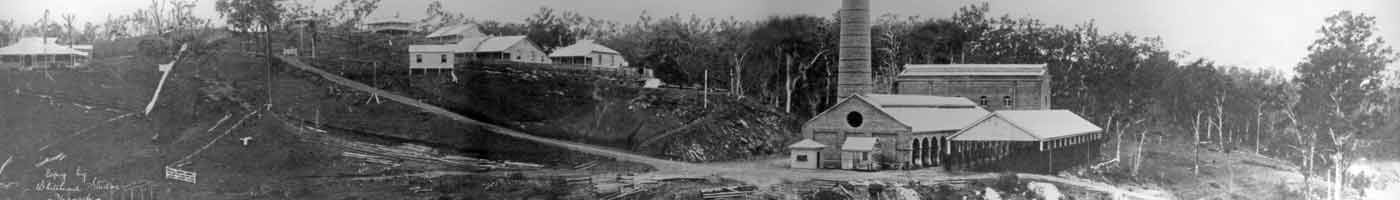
[548,40,627,68]
[895,64,1051,110]
[0,37,89,69]
[799,94,989,170]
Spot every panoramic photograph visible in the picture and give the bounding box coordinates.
[0,0,1398,199]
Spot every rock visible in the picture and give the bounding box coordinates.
[1027,181,1063,200]
[983,187,1002,200]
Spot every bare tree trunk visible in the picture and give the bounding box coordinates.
[1194,111,1203,175]
[784,54,792,113]
[1132,130,1147,176]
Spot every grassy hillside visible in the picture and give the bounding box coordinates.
[0,30,649,199]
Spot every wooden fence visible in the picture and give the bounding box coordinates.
[164,166,197,184]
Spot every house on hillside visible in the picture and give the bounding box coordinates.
[450,36,549,63]
[406,35,549,69]
[0,37,89,69]
[796,94,989,170]
[425,24,486,44]
[895,64,1051,110]
[363,15,418,35]
[946,110,1103,173]
[548,40,628,68]
[408,45,455,71]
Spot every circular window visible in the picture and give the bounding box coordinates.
[846,111,863,127]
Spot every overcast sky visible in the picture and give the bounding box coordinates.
[2,0,1397,72]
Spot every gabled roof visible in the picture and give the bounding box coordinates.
[788,139,827,149]
[0,37,89,56]
[549,40,620,57]
[454,36,530,53]
[865,94,977,108]
[951,110,1102,142]
[426,24,486,39]
[841,137,879,151]
[899,64,1047,77]
[804,94,987,133]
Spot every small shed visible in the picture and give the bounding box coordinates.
[0,37,89,69]
[787,139,827,169]
[425,24,486,44]
[841,137,880,170]
[947,110,1104,173]
[548,40,627,68]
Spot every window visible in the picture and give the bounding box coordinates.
[796,155,808,162]
[440,54,447,63]
[415,54,422,63]
[979,96,988,106]
[1003,96,1013,107]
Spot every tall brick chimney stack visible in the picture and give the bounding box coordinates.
[837,0,873,98]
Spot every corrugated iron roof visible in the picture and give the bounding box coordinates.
[899,64,1047,77]
[426,24,486,39]
[865,94,977,108]
[842,137,879,151]
[883,107,990,133]
[548,40,620,57]
[0,37,89,56]
[951,110,1101,142]
[787,139,828,149]
[453,36,529,53]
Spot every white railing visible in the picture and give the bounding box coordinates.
[164,166,196,184]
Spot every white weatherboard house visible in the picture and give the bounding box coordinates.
[408,45,455,70]
[363,15,417,34]
[548,40,627,68]
[407,35,549,69]
[453,36,549,63]
[0,37,89,69]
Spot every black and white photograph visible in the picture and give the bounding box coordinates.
[0,0,1398,199]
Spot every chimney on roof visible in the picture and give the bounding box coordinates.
[837,0,873,98]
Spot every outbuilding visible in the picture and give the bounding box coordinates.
[787,139,826,169]
[946,110,1104,173]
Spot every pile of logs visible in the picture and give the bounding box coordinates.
[700,185,757,199]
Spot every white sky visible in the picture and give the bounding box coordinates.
[2,0,1397,72]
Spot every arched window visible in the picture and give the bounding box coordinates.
[415,54,422,63]
[1003,96,1013,107]
[979,96,988,106]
